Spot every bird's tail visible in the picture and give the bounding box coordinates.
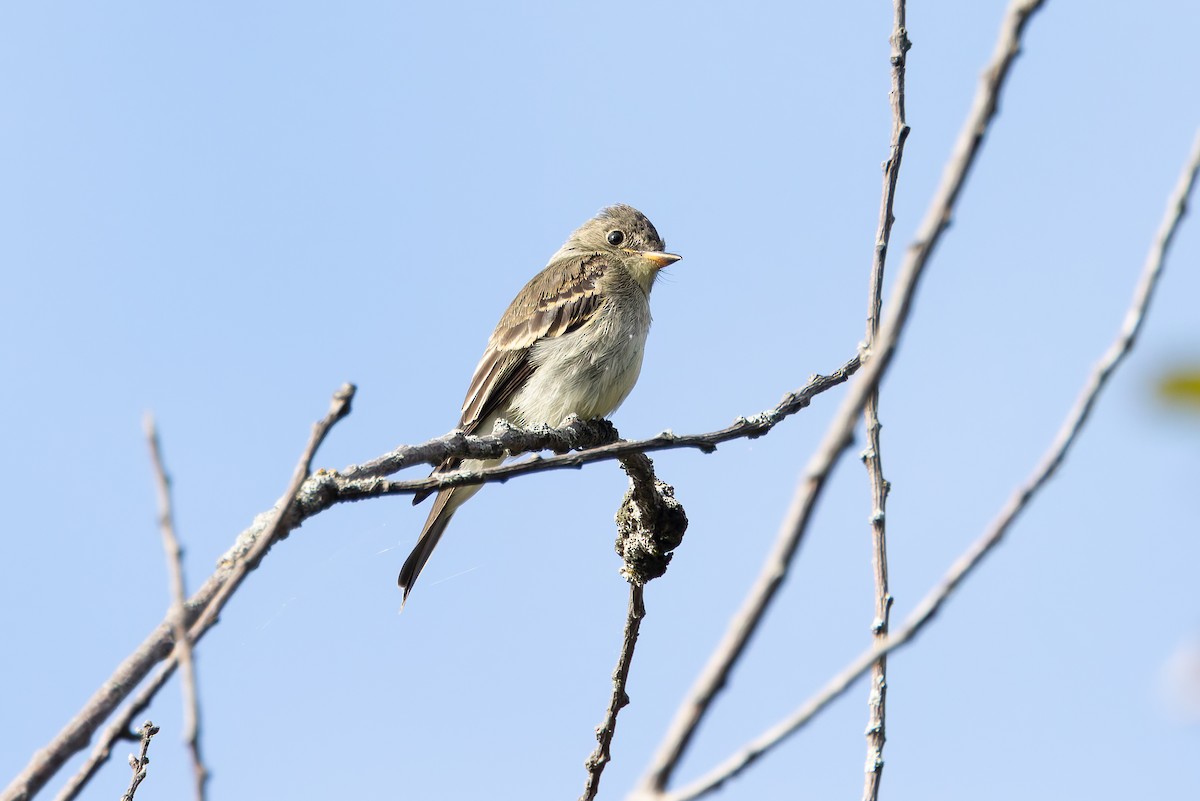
[398,482,479,608]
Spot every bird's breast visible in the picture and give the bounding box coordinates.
[510,293,651,425]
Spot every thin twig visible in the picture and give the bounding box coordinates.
[40,385,355,801]
[143,415,208,801]
[581,454,687,800]
[119,722,159,801]
[581,584,647,801]
[7,360,854,801]
[54,655,179,801]
[633,2,1048,795]
[188,383,355,635]
[655,127,1200,801]
[861,4,910,800]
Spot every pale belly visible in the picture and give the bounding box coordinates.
[508,299,650,426]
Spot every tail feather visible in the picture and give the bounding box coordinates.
[399,453,497,607]
[398,481,482,607]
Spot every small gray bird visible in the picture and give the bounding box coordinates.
[398,205,681,603]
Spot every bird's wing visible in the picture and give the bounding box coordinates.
[457,252,609,434]
[411,253,611,506]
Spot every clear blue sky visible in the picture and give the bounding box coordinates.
[2,3,1198,800]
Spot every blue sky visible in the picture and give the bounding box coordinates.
[2,2,1199,800]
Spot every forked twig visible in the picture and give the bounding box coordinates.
[119,722,159,801]
[45,385,355,801]
[7,359,855,801]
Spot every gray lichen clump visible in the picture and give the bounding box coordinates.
[614,472,688,585]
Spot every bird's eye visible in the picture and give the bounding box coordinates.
[607,230,625,246]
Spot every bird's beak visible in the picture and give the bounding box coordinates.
[631,250,682,268]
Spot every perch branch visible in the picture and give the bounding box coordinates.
[334,357,860,499]
[5,358,855,801]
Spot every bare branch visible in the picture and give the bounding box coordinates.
[188,383,356,633]
[118,722,158,801]
[143,415,208,801]
[581,454,687,800]
[54,653,180,801]
[7,358,856,801]
[862,3,910,799]
[654,126,1200,801]
[633,2,1048,795]
[5,384,355,801]
[582,585,646,801]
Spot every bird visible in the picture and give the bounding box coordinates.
[398,204,681,604]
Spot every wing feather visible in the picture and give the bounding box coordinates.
[458,253,609,433]
[414,253,610,506]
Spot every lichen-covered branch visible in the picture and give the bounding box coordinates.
[581,453,687,801]
[333,357,859,502]
[4,385,355,801]
[5,359,855,801]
